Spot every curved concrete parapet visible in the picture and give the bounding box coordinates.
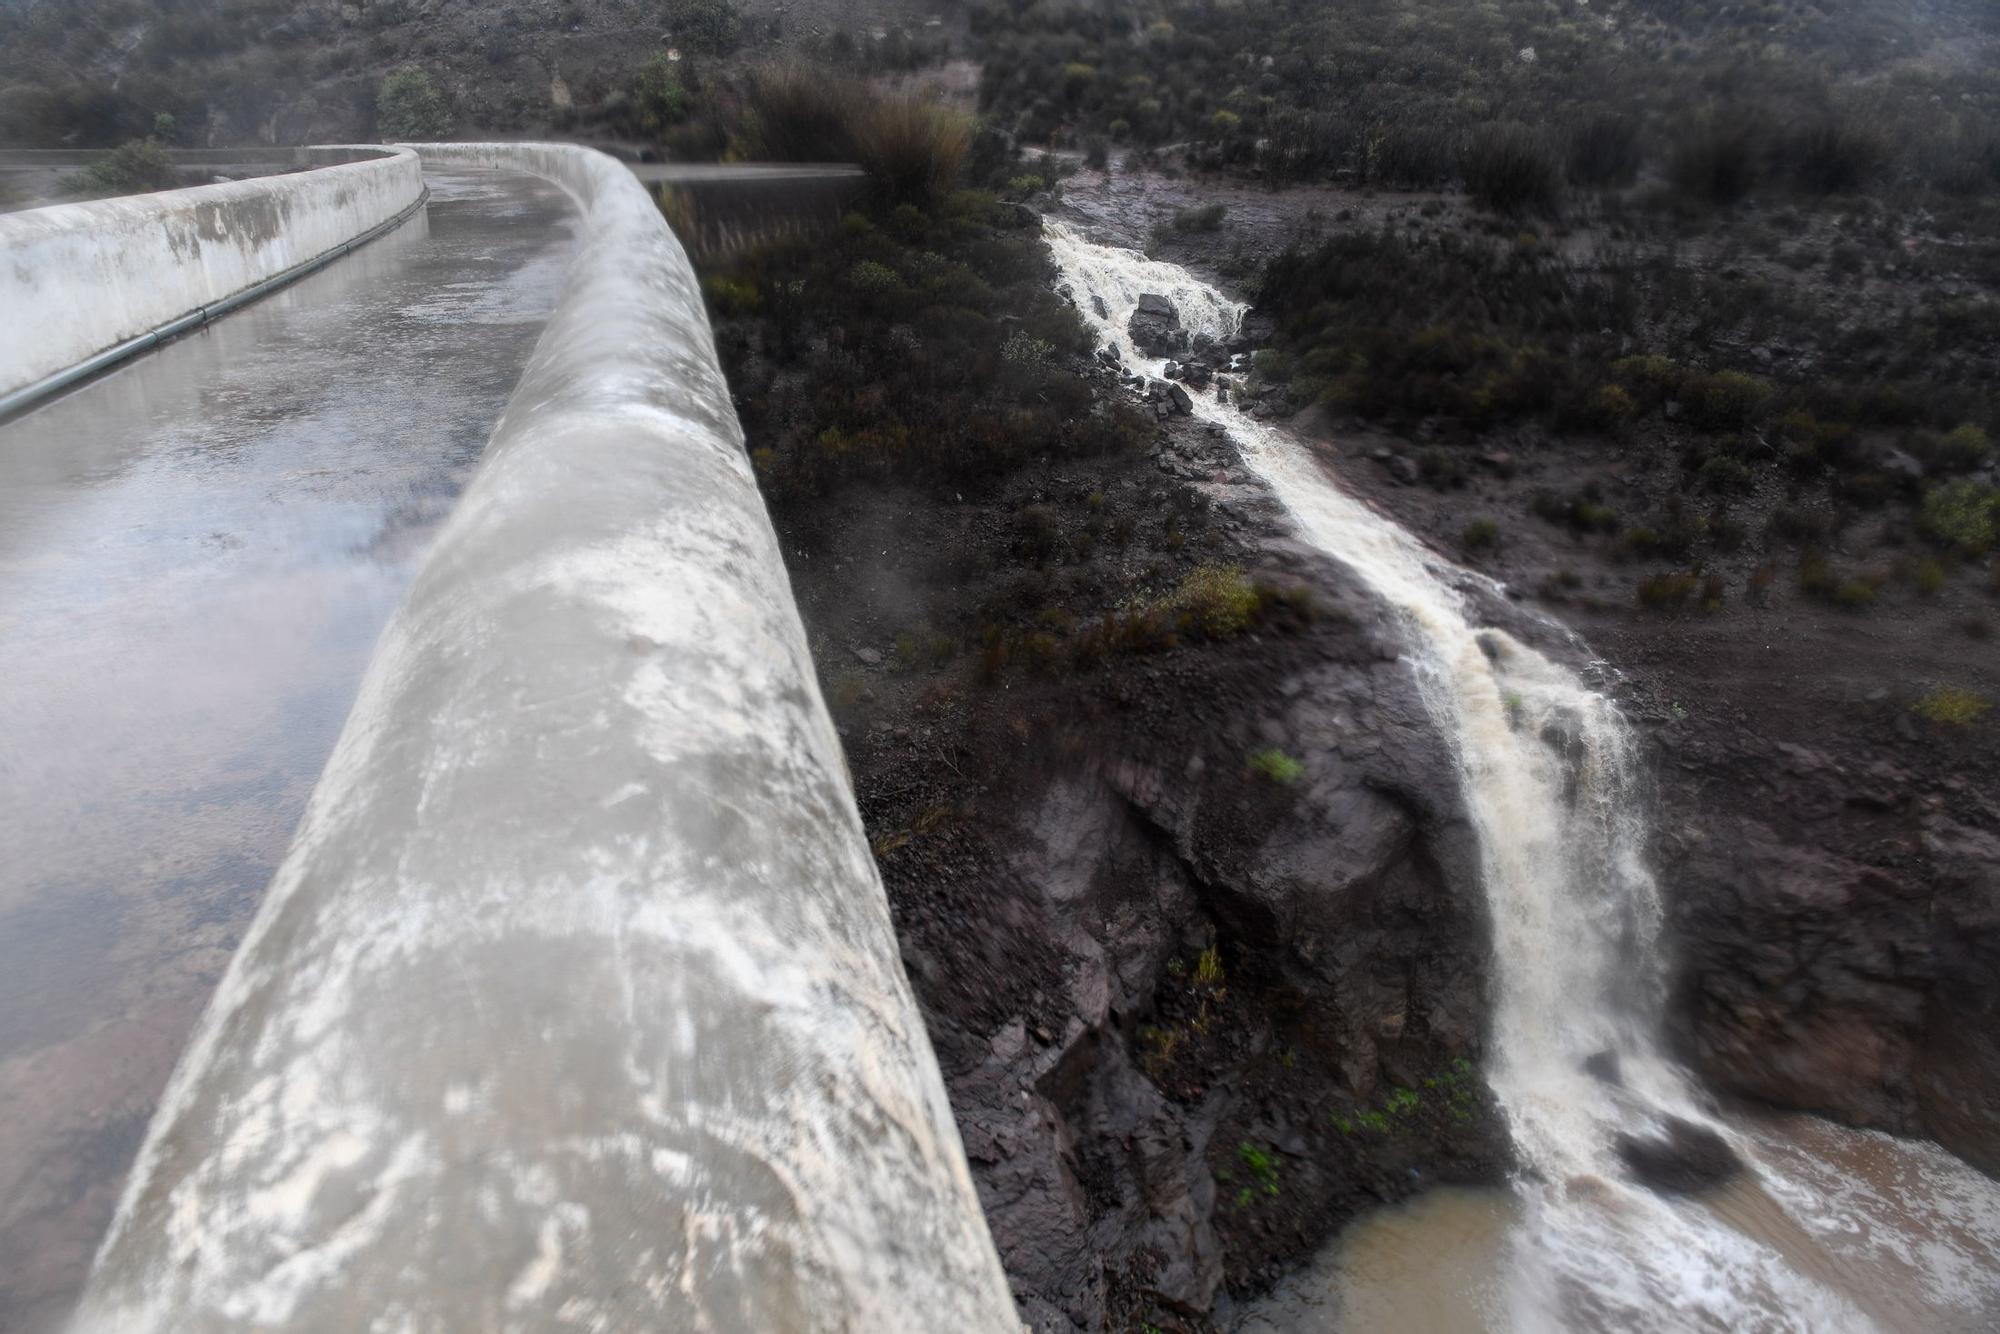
[0,146,424,405]
[74,144,1020,1332]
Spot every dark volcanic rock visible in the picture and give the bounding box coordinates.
[1227,310,1276,354]
[1660,728,2000,1175]
[1671,825,1931,1133]
[923,628,1513,1327]
[1583,1050,1623,1086]
[1130,292,1189,355]
[1616,1117,1743,1193]
[1913,823,2000,1176]
[811,442,1515,1327]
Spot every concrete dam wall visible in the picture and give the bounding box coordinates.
[0,146,424,404]
[73,143,1019,1330]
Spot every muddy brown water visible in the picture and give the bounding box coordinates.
[0,169,573,1330]
[1240,1114,2000,1333]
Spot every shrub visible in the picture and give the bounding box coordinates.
[1779,116,1884,195]
[846,257,902,293]
[1169,202,1228,232]
[667,0,739,55]
[1462,123,1561,214]
[1248,749,1305,786]
[631,53,689,135]
[1567,112,1641,187]
[701,273,761,317]
[1167,564,1262,638]
[1937,424,1992,473]
[1682,371,1770,432]
[1669,115,1760,205]
[739,67,970,208]
[1915,687,1992,726]
[376,65,452,140]
[1461,518,1501,551]
[1916,125,2000,196]
[1368,124,1461,188]
[1261,107,1351,180]
[74,139,176,194]
[854,93,973,208]
[740,65,862,160]
[1798,550,1881,609]
[1591,383,1638,427]
[1920,481,1999,555]
[1636,571,1700,610]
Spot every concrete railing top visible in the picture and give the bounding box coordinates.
[74,143,1020,1331]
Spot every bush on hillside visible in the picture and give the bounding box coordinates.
[1462,123,1561,213]
[1778,115,1885,194]
[667,0,739,55]
[375,65,451,140]
[72,139,177,195]
[1567,111,1642,187]
[855,95,972,208]
[738,64,860,161]
[1669,115,1761,204]
[1920,480,1999,555]
[632,53,690,135]
[1168,202,1227,232]
[739,66,971,208]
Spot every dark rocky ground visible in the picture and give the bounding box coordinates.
[769,366,1512,1330]
[0,0,974,148]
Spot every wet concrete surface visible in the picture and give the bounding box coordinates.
[0,168,574,1331]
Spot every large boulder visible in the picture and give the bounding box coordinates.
[1616,1117,1743,1193]
[1129,292,1189,356]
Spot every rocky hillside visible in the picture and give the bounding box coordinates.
[0,0,966,148]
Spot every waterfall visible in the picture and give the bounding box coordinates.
[1040,222,1895,1331]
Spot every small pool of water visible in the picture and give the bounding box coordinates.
[1237,1113,2000,1333]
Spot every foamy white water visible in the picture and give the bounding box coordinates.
[1043,221,2000,1332]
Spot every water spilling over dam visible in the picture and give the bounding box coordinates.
[1042,220,2000,1332]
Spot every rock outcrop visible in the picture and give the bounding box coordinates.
[1662,735,2000,1176]
[1129,293,1189,356]
[795,402,1514,1330]
[1616,1117,1743,1193]
[899,615,1516,1328]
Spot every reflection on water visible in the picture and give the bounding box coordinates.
[1239,1113,2000,1334]
[0,170,573,1331]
